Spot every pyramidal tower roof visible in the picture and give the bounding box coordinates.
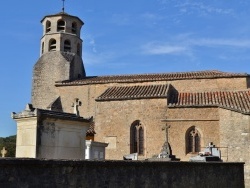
[41,12,84,25]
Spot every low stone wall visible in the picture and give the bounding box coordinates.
[0,159,244,188]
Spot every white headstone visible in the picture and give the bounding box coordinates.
[1,147,7,157]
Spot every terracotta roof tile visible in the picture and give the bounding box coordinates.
[96,84,169,101]
[56,70,248,86]
[86,122,96,136]
[168,90,250,114]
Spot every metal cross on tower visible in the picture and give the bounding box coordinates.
[62,0,65,12]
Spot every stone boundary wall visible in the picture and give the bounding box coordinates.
[0,159,244,188]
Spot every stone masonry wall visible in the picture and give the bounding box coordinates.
[166,107,220,161]
[168,77,248,92]
[247,77,250,89]
[32,52,84,109]
[32,52,70,109]
[0,159,244,188]
[219,108,250,187]
[56,84,106,118]
[56,76,248,118]
[56,77,247,160]
[95,98,167,160]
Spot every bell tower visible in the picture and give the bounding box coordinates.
[40,12,84,60]
[31,11,86,110]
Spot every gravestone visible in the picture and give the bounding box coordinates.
[158,125,171,159]
[147,124,179,161]
[123,153,138,160]
[1,147,7,157]
[190,142,222,162]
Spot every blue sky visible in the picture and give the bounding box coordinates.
[1,0,250,137]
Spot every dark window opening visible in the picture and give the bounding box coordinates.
[77,43,81,56]
[57,20,65,32]
[42,42,44,54]
[64,40,71,52]
[186,126,201,154]
[49,39,56,51]
[130,120,144,155]
[46,21,51,33]
[72,22,77,34]
[139,127,144,155]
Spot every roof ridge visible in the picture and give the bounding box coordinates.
[168,89,250,115]
[56,70,249,86]
[177,89,250,94]
[85,70,247,78]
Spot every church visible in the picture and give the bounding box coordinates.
[30,10,250,183]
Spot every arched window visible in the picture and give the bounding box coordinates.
[57,20,65,32]
[49,39,56,51]
[130,120,144,155]
[46,21,51,33]
[72,22,77,34]
[41,42,44,54]
[139,127,144,154]
[77,43,81,56]
[64,40,71,52]
[186,126,201,154]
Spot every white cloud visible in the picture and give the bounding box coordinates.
[84,34,98,53]
[189,38,250,48]
[142,43,188,55]
[159,0,234,16]
[177,2,233,15]
[141,37,250,56]
[89,39,97,53]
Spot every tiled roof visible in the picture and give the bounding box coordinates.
[86,122,96,135]
[56,70,248,86]
[96,84,169,101]
[168,90,250,114]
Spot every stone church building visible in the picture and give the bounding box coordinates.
[31,11,250,184]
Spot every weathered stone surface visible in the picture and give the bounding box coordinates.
[219,109,250,187]
[12,106,91,159]
[55,82,250,186]
[0,158,245,188]
[32,51,85,110]
[29,10,250,187]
